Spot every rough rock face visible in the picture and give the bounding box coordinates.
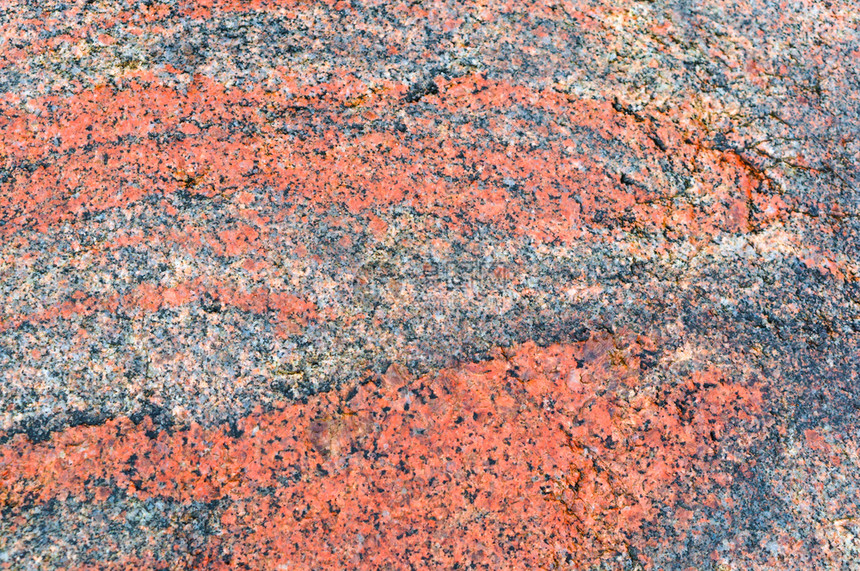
[0,0,858,568]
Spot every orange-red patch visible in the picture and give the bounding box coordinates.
[0,335,766,568]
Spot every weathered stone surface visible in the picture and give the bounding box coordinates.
[0,0,857,568]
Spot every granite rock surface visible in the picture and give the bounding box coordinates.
[0,0,859,568]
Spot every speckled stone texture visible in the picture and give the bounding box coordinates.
[0,0,858,569]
